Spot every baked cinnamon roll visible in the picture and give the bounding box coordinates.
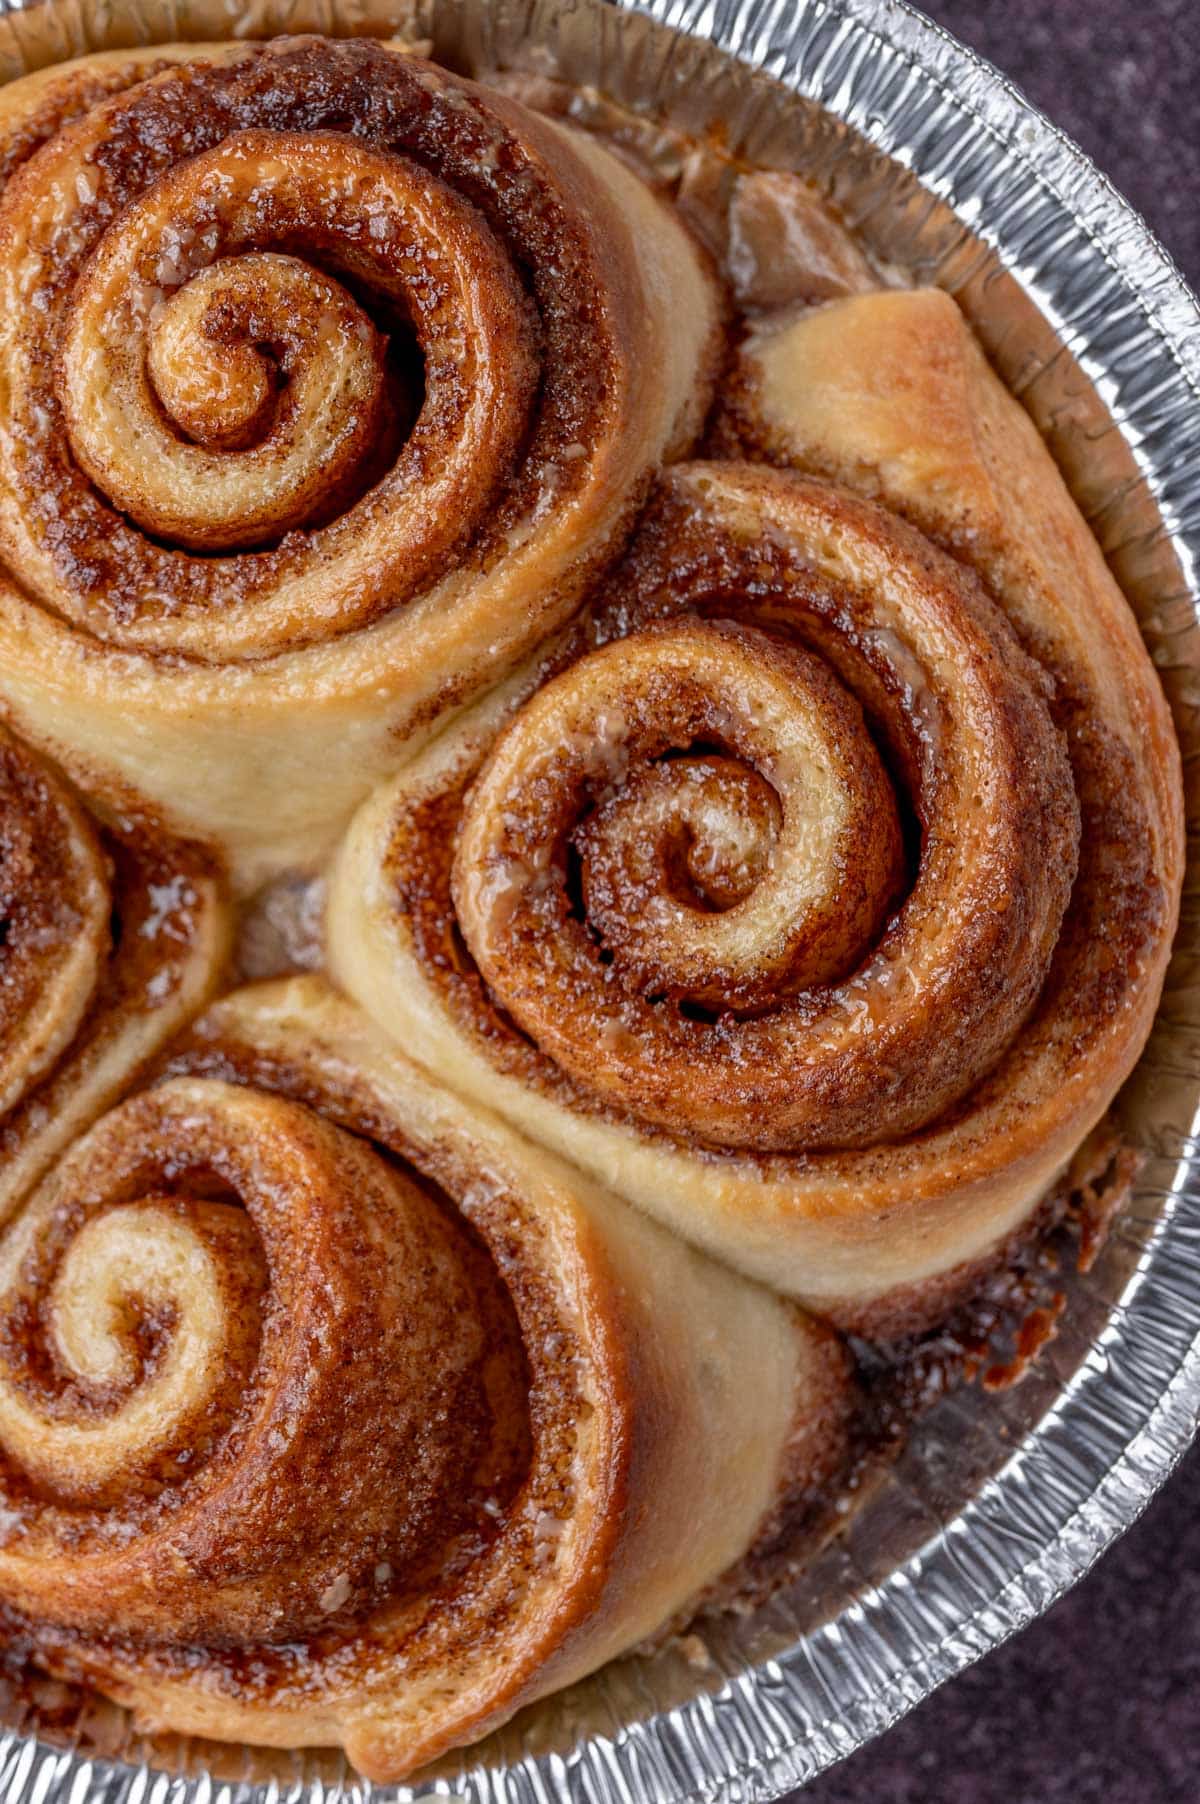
[329,299,1182,1335]
[0,976,852,1780]
[0,8,1181,1773]
[0,37,719,890]
[0,726,227,1221]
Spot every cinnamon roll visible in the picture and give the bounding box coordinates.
[0,975,852,1780]
[0,36,719,891]
[0,10,1181,1771]
[0,725,227,1221]
[330,336,1182,1333]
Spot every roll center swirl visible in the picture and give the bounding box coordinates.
[456,617,905,1022]
[0,1077,530,1645]
[54,126,538,633]
[448,469,1082,1153]
[146,250,389,453]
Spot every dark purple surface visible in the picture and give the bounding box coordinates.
[791,4,1200,1801]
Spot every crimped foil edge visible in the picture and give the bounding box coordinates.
[0,1,1192,1800]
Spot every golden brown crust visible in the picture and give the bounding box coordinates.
[328,440,1180,1336]
[0,48,203,187]
[0,977,850,1780]
[448,478,1078,1152]
[0,37,721,890]
[718,288,1183,889]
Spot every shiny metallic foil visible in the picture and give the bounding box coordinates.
[0,0,1195,1796]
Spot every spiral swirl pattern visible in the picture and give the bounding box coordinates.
[0,977,849,1780]
[0,23,1180,1781]
[0,37,719,886]
[50,118,535,648]
[0,1075,521,1644]
[458,619,908,1032]
[330,445,1180,1333]
[452,503,1078,1152]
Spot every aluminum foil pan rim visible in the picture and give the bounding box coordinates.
[0,0,1193,1799]
[614,0,1200,1787]
[653,0,1200,373]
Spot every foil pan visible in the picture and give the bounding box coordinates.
[0,0,1197,1797]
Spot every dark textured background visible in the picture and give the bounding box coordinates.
[791,3,1200,1801]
